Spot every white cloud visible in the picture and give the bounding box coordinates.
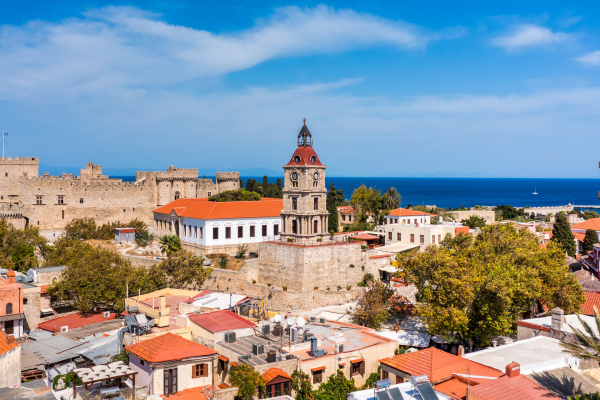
[0,5,442,99]
[576,50,600,66]
[491,25,568,51]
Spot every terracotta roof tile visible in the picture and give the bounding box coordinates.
[153,198,283,220]
[125,332,216,363]
[572,218,600,232]
[468,374,560,400]
[379,348,503,383]
[582,292,600,315]
[284,146,323,167]
[189,310,256,333]
[388,208,431,217]
[263,368,292,383]
[0,330,18,356]
[169,385,213,400]
[574,232,586,242]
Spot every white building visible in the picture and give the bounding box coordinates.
[376,221,469,254]
[383,208,432,226]
[153,198,283,255]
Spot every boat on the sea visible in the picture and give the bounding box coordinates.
[533,187,538,195]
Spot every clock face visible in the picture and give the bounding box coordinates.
[292,172,298,180]
[313,172,319,180]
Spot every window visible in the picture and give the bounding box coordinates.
[140,359,145,366]
[314,220,318,234]
[262,225,267,237]
[23,298,27,305]
[250,226,255,237]
[238,226,243,238]
[314,197,318,210]
[61,210,64,219]
[313,370,323,384]
[351,361,365,377]
[4,173,7,177]
[382,370,389,380]
[6,303,12,314]
[207,192,212,197]
[342,215,346,221]
[264,381,290,399]
[35,196,42,205]
[80,198,83,203]
[213,227,219,239]
[388,232,392,240]
[292,220,297,234]
[410,234,415,243]
[274,224,279,236]
[397,233,401,241]
[195,226,198,238]
[292,197,297,210]
[349,215,352,222]
[226,227,231,239]
[4,320,13,335]
[193,363,208,378]
[438,234,441,243]
[432,235,435,243]
[174,192,180,200]
[57,196,64,204]
[420,235,424,244]
[414,219,417,224]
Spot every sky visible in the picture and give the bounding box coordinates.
[1,1,600,178]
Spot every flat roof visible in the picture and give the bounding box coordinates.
[190,310,256,333]
[28,266,66,273]
[348,382,451,400]
[375,330,430,348]
[519,315,600,337]
[218,334,292,367]
[375,242,421,254]
[191,292,250,310]
[463,336,578,374]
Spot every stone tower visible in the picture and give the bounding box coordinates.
[280,122,329,241]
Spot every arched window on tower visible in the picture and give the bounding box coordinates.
[314,220,318,234]
[292,220,297,234]
[174,192,181,200]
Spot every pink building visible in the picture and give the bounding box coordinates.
[0,270,24,338]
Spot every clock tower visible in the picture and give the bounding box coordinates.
[280,121,329,241]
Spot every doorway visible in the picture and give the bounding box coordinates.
[164,368,178,396]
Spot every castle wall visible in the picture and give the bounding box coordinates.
[216,172,239,193]
[0,157,38,204]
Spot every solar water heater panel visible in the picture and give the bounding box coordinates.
[415,382,438,400]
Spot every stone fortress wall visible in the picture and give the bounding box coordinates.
[0,157,238,233]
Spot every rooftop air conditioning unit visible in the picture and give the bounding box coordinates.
[60,326,69,333]
[224,332,237,343]
[267,350,277,363]
[336,343,344,353]
[318,318,326,324]
[103,311,111,318]
[262,324,271,335]
[309,317,316,322]
[273,324,283,337]
[252,344,265,355]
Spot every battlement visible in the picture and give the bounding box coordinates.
[0,157,38,164]
[149,166,199,179]
[216,172,240,182]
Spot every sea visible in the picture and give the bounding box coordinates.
[113,176,600,210]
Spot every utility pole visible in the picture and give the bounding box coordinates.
[2,131,7,158]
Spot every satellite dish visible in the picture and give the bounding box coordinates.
[297,317,306,327]
[274,314,282,323]
[287,317,295,326]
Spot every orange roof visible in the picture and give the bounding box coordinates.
[351,358,365,363]
[311,366,326,372]
[379,348,503,383]
[582,292,600,315]
[468,374,560,400]
[434,376,473,400]
[572,218,600,231]
[574,232,586,241]
[0,330,18,355]
[350,233,380,241]
[285,145,323,167]
[262,368,292,383]
[153,198,283,220]
[125,332,216,363]
[369,254,391,259]
[38,311,118,332]
[219,355,229,362]
[169,385,213,400]
[388,208,431,217]
[455,226,469,236]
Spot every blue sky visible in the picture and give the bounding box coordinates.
[1,1,600,178]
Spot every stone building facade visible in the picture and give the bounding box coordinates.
[0,157,238,234]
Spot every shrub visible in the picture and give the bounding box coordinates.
[236,244,249,258]
[209,189,261,202]
[135,231,154,247]
[283,286,288,290]
[218,255,229,269]
[349,264,355,268]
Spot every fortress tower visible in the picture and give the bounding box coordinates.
[280,121,329,241]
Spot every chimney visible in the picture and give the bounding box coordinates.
[505,362,520,378]
[551,307,564,331]
[6,270,15,284]
[457,345,465,356]
[159,295,166,309]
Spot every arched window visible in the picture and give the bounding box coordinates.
[314,220,318,234]
[6,303,12,314]
[292,220,297,234]
[174,191,181,200]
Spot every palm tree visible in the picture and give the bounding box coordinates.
[160,234,181,258]
[383,187,402,210]
[560,306,600,362]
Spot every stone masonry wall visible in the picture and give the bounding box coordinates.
[22,287,41,330]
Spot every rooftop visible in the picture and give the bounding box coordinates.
[217,333,292,367]
[263,368,291,383]
[153,197,283,220]
[572,218,600,231]
[126,332,217,363]
[468,374,560,400]
[518,314,600,337]
[38,311,118,332]
[189,310,256,333]
[189,292,251,310]
[0,329,18,355]
[168,385,213,400]
[348,382,451,400]
[388,208,431,217]
[582,292,600,315]
[0,379,55,400]
[28,265,67,273]
[463,336,579,374]
[527,367,600,398]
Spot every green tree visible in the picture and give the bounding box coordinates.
[495,205,525,220]
[316,370,357,400]
[461,215,486,229]
[360,366,381,390]
[46,239,155,312]
[351,185,384,227]
[64,217,97,240]
[110,349,129,364]
[218,254,229,269]
[0,220,47,273]
[276,178,283,198]
[236,244,249,258]
[292,370,315,400]
[262,176,270,197]
[349,280,394,330]
[398,224,584,345]
[229,363,266,400]
[239,179,244,189]
[582,210,600,220]
[383,187,401,210]
[209,189,261,202]
[160,234,181,257]
[149,250,212,289]
[581,229,600,255]
[327,183,340,233]
[530,212,536,219]
[552,213,576,257]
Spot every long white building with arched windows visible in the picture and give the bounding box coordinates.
[153,197,282,255]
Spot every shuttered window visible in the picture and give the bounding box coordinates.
[193,363,208,378]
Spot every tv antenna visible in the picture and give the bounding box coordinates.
[297,317,306,327]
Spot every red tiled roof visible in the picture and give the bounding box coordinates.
[153,198,283,220]
[263,368,292,383]
[582,292,600,315]
[189,310,256,333]
[574,232,586,242]
[455,226,470,236]
[231,362,238,367]
[351,358,365,363]
[350,233,380,240]
[369,254,391,259]
[311,366,326,372]
[572,218,600,231]
[388,208,431,217]
[284,146,323,167]
[468,374,560,400]
[0,330,18,355]
[218,383,231,389]
[219,355,229,362]
[434,376,472,400]
[379,348,503,383]
[169,385,213,400]
[38,311,117,332]
[125,332,216,363]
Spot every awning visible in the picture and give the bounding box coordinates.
[339,363,346,367]
[350,358,365,364]
[311,366,326,372]
[350,233,380,241]
[231,362,239,367]
[219,355,229,362]
[378,266,398,273]
[0,313,24,322]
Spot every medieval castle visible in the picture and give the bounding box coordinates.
[0,157,238,236]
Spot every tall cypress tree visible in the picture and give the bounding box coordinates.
[327,183,339,234]
[582,229,600,254]
[239,179,244,189]
[262,176,269,197]
[276,178,283,198]
[552,213,576,257]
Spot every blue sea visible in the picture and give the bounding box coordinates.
[113,176,600,210]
